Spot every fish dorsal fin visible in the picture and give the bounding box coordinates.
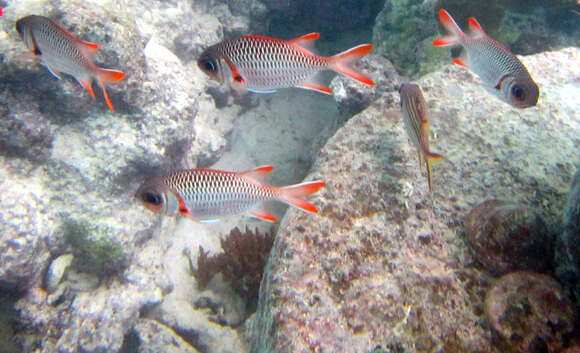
[468,17,486,38]
[289,32,320,53]
[47,18,100,51]
[77,39,100,51]
[240,165,274,183]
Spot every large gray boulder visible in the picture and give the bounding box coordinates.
[248,47,580,353]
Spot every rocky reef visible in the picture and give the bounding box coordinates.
[0,0,578,352]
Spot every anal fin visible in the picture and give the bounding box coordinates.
[297,76,333,95]
[76,77,96,99]
[248,205,277,222]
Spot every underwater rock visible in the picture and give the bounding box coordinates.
[132,319,200,353]
[464,200,553,276]
[150,297,247,353]
[248,47,580,353]
[330,54,403,118]
[0,105,55,162]
[15,280,164,353]
[555,166,580,306]
[485,271,574,353]
[253,0,383,42]
[0,165,52,291]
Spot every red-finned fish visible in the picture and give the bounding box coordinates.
[197,32,375,95]
[15,15,125,111]
[432,9,539,109]
[0,6,3,16]
[136,165,325,222]
[399,83,443,192]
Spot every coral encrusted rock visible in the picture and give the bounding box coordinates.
[485,271,574,353]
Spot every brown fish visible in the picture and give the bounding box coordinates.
[399,83,443,192]
[16,15,125,110]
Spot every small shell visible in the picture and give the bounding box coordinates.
[45,254,74,293]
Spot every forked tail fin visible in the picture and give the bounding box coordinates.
[432,9,465,47]
[96,68,125,111]
[277,181,325,213]
[329,44,375,86]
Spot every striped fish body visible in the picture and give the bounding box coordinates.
[17,15,93,80]
[399,83,443,192]
[433,9,539,109]
[16,15,125,110]
[137,166,325,222]
[198,33,374,95]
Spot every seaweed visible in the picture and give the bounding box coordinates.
[61,217,128,279]
[193,226,275,301]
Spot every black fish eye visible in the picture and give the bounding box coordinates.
[512,85,525,101]
[143,192,162,206]
[204,59,217,73]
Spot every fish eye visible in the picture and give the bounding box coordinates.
[142,191,162,206]
[203,59,217,73]
[511,85,525,101]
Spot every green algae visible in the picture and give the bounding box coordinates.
[61,218,128,278]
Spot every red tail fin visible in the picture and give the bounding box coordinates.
[329,44,375,86]
[278,181,325,213]
[432,9,465,47]
[96,68,125,111]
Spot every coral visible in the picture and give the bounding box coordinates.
[61,218,128,279]
[194,227,275,302]
[373,0,444,77]
[485,271,574,353]
[464,200,553,276]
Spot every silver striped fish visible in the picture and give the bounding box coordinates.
[16,15,125,110]
[399,83,443,192]
[136,165,325,222]
[197,33,375,95]
[433,9,539,109]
